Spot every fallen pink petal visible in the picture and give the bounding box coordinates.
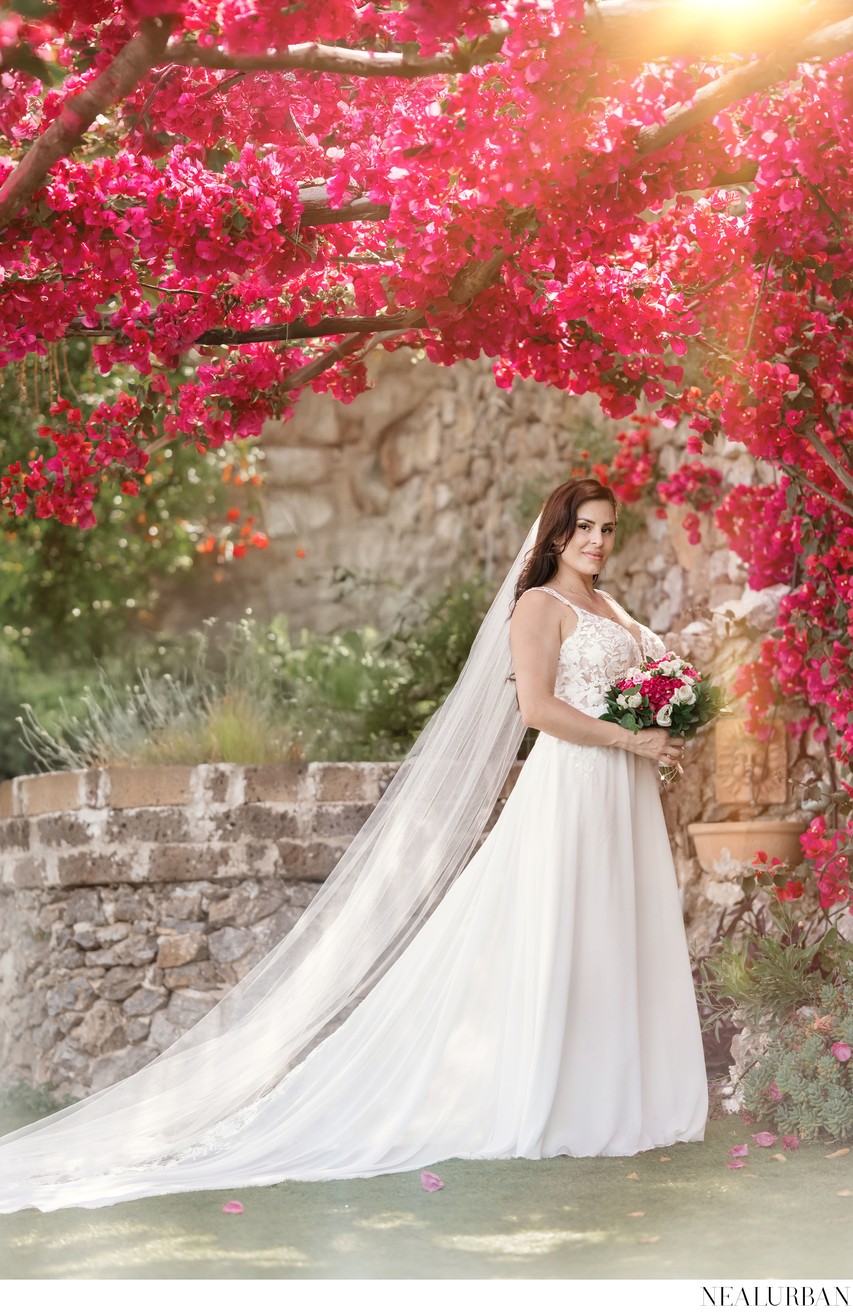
[729,1144,749,1157]
[726,1161,747,1170]
[782,1135,800,1151]
[831,1042,852,1062]
[222,1200,244,1214]
[752,1132,778,1148]
[421,1171,444,1192]
[768,1082,783,1102]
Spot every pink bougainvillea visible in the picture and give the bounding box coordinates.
[0,2,850,897]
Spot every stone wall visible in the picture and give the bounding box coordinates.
[0,760,520,1100]
[2,354,831,1096]
[159,351,631,636]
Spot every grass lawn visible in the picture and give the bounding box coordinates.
[0,1108,851,1280]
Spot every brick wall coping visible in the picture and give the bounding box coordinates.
[0,761,401,821]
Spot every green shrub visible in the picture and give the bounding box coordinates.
[15,575,493,771]
[739,981,853,1142]
[699,876,853,1142]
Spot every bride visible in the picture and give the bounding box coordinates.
[0,477,707,1213]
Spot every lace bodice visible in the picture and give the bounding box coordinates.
[527,586,666,717]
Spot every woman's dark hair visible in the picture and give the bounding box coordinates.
[513,478,618,603]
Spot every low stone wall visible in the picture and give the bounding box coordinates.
[0,760,523,1101]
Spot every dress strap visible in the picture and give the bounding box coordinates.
[526,586,580,614]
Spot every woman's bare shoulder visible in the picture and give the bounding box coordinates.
[511,588,577,643]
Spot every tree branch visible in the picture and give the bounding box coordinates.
[297,185,390,226]
[165,23,509,78]
[779,462,853,519]
[808,429,853,498]
[0,17,173,232]
[65,311,427,344]
[635,15,853,160]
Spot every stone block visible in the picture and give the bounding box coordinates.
[163,960,225,991]
[35,814,91,846]
[213,804,301,841]
[276,839,344,882]
[51,1036,90,1082]
[58,852,135,888]
[86,934,157,968]
[207,884,284,929]
[155,931,207,969]
[149,1010,182,1051]
[165,988,218,1031]
[63,889,104,926]
[71,922,100,950]
[8,854,46,890]
[20,771,83,817]
[243,763,309,804]
[147,844,231,884]
[91,921,132,947]
[96,965,146,1002]
[0,818,28,851]
[74,999,126,1055]
[312,803,374,839]
[208,925,255,964]
[46,977,96,1016]
[124,1016,152,1044]
[57,947,85,970]
[122,985,168,1016]
[251,901,313,954]
[57,1010,84,1035]
[106,809,191,844]
[105,895,149,928]
[311,763,381,804]
[158,891,203,922]
[0,780,15,820]
[265,446,331,487]
[107,765,193,810]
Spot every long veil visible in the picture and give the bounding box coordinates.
[0,515,541,1213]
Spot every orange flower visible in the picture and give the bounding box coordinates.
[226,507,240,522]
[296,547,306,559]
[252,531,269,549]
[233,543,246,559]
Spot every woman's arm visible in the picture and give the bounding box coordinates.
[509,591,680,761]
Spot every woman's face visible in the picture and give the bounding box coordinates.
[559,498,617,576]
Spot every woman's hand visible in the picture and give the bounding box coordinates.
[625,729,685,766]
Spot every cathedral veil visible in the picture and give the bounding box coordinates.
[0,516,541,1213]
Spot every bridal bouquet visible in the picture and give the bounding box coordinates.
[600,652,729,780]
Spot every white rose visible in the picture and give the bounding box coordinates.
[626,693,643,708]
[616,693,628,708]
[655,704,673,727]
[673,685,695,704]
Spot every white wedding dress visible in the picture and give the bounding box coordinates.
[0,586,707,1212]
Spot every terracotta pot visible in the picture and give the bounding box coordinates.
[687,820,806,870]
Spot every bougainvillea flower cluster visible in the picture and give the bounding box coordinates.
[0,2,851,899]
